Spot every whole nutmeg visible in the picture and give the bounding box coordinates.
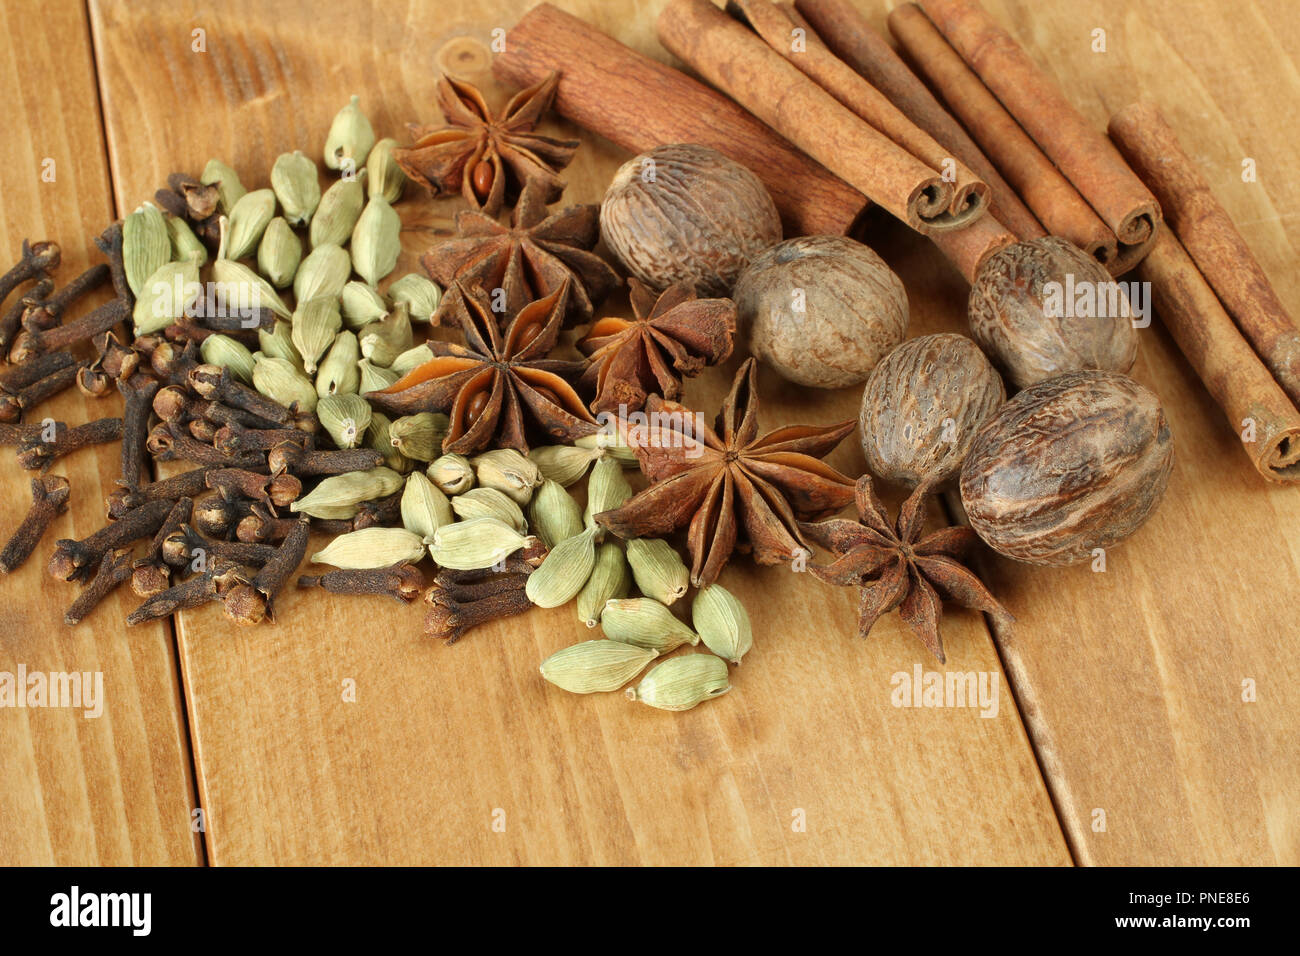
[600,143,781,297]
[733,235,908,388]
[959,370,1173,566]
[968,236,1139,389]
[860,333,1005,488]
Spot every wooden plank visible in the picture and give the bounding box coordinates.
[0,0,202,866]
[89,0,1068,864]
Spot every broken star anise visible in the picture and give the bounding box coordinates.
[799,475,1010,663]
[596,358,856,586]
[422,182,620,327]
[395,72,578,216]
[365,278,598,456]
[579,277,737,414]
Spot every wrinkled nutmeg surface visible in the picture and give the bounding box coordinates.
[860,333,1005,488]
[734,235,908,388]
[968,236,1139,389]
[599,143,781,297]
[959,369,1173,566]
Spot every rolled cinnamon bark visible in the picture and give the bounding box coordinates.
[657,0,984,234]
[918,0,1161,275]
[1139,230,1300,483]
[728,0,988,223]
[887,3,1115,264]
[930,214,1018,283]
[1109,102,1300,409]
[794,0,1043,241]
[492,2,868,236]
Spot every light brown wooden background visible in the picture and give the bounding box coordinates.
[0,0,1294,865]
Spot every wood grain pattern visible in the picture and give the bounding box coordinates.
[0,0,201,866]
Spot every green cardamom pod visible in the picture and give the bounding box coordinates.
[257,217,302,290]
[366,137,407,204]
[692,583,753,665]
[341,281,388,330]
[577,543,631,628]
[526,526,598,608]
[401,471,453,542]
[258,320,303,369]
[294,243,351,304]
[311,527,425,570]
[199,334,255,385]
[271,150,321,227]
[472,448,542,505]
[358,358,399,394]
[359,304,413,368]
[451,487,527,534]
[389,343,435,377]
[428,453,474,495]
[324,95,376,172]
[201,158,246,213]
[626,538,690,606]
[387,273,441,323]
[315,329,360,397]
[576,430,639,466]
[212,247,292,319]
[528,445,599,487]
[388,411,447,462]
[351,195,401,286]
[626,654,730,711]
[291,296,342,375]
[585,455,633,528]
[167,215,207,265]
[123,201,171,298]
[601,597,699,652]
[310,175,366,249]
[540,640,658,695]
[132,260,200,336]
[428,517,533,570]
[528,478,584,549]
[225,188,276,260]
[291,467,404,517]
[366,411,413,474]
[252,353,318,414]
[316,393,371,449]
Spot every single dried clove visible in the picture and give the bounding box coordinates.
[0,349,76,393]
[119,375,160,491]
[423,578,533,643]
[189,364,293,426]
[268,442,382,476]
[10,298,130,364]
[234,503,351,543]
[132,497,193,597]
[161,522,279,569]
[48,497,174,582]
[0,361,81,423]
[126,559,242,626]
[213,422,312,458]
[224,517,310,625]
[0,277,53,357]
[93,221,131,305]
[0,475,72,573]
[64,548,134,626]
[21,263,110,333]
[16,417,124,470]
[94,331,141,381]
[297,564,425,603]
[0,240,61,308]
[200,399,287,432]
[205,467,300,510]
[106,466,211,519]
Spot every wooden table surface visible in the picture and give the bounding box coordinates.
[0,0,1295,866]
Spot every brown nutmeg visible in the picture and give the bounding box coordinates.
[734,235,908,388]
[959,370,1173,566]
[599,143,781,296]
[860,333,1005,488]
[968,236,1139,389]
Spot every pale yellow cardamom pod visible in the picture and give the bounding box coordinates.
[389,343,435,377]
[251,354,317,413]
[310,175,366,249]
[359,304,412,367]
[199,334,255,385]
[351,195,401,286]
[271,150,321,227]
[692,583,753,664]
[123,201,171,298]
[366,411,413,474]
[626,538,690,606]
[366,137,406,204]
[211,241,292,320]
[528,445,598,487]
[526,525,598,608]
[201,158,246,214]
[585,455,633,528]
[451,487,527,533]
[401,471,453,542]
[315,329,360,398]
[428,517,533,570]
[387,273,441,323]
[358,358,399,393]
[341,280,388,330]
[528,478,584,549]
[389,411,447,462]
[258,320,303,369]
[316,393,371,449]
[540,640,658,695]
[257,216,301,289]
[428,453,475,495]
[294,242,351,304]
[626,654,731,711]
[167,215,207,266]
[291,296,342,375]
[473,448,542,505]
[601,597,699,651]
[311,527,425,570]
[291,467,404,517]
[324,95,376,172]
[225,188,276,260]
[132,260,199,336]
[577,543,631,628]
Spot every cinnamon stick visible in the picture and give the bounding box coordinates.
[728,0,988,223]
[887,3,1115,264]
[917,0,1161,274]
[792,0,1043,241]
[492,2,868,236]
[1139,230,1300,484]
[929,214,1017,283]
[656,0,983,234]
[1109,102,1300,408]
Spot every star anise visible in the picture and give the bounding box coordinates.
[578,277,737,414]
[596,358,856,586]
[422,183,620,326]
[799,476,1010,663]
[366,278,598,455]
[395,72,578,216]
